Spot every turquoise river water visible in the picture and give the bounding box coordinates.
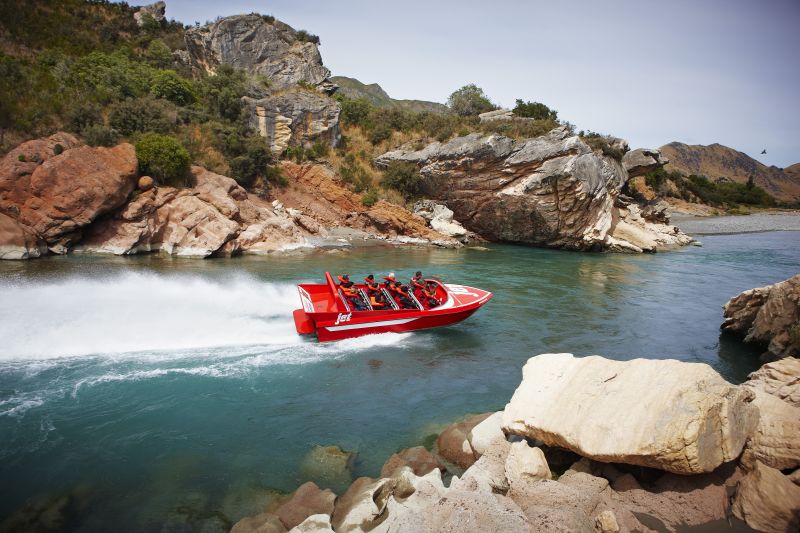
[1,231,798,531]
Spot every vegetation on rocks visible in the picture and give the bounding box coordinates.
[134,133,190,187]
[643,167,776,208]
[447,84,496,116]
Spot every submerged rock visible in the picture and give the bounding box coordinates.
[380,446,442,478]
[434,412,492,470]
[274,482,335,530]
[722,274,800,360]
[376,128,693,252]
[502,353,758,474]
[298,446,356,490]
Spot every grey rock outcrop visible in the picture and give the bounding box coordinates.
[244,90,341,156]
[133,2,166,27]
[184,14,334,92]
[479,109,514,122]
[722,274,800,360]
[623,148,669,178]
[412,200,470,242]
[376,128,693,252]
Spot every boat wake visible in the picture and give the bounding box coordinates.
[0,272,413,417]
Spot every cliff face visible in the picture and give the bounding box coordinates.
[184,14,335,92]
[377,128,693,253]
[661,142,800,202]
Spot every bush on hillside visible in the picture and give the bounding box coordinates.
[369,124,392,145]
[109,96,175,136]
[580,131,625,161]
[295,30,320,45]
[198,64,246,121]
[65,102,103,133]
[135,133,190,187]
[68,51,155,102]
[361,187,378,207]
[381,161,422,200]
[339,153,372,192]
[145,39,173,69]
[150,70,196,106]
[447,84,495,116]
[339,97,372,128]
[82,124,119,147]
[512,99,558,121]
[228,137,270,188]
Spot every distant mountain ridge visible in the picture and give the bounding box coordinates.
[660,142,800,202]
[330,76,450,114]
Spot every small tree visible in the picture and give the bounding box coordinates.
[151,70,196,106]
[381,161,423,200]
[447,84,495,116]
[109,97,175,136]
[135,133,190,187]
[512,99,558,121]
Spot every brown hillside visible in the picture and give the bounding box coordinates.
[660,142,800,202]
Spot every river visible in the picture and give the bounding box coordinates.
[1,230,798,531]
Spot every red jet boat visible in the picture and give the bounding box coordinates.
[293,272,492,342]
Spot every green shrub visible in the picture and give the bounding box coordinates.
[53,143,63,155]
[361,188,378,207]
[381,161,422,199]
[65,102,103,133]
[17,153,25,162]
[82,124,119,147]
[581,131,625,161]
[339,97,373,128]
[295,30,320,44]
[145,39,173,69]
[135,133,190,187]
[198,64,246,121]
[265,165,288,187]
[68,51,155,102]
[339,154,372,192]
[369,124,392,145]
[151,70,196,106]
[447,84,495,116]
[308,141,329,160]
[229,138,270,188]
[512,99,558,121]
[109,96,174,136]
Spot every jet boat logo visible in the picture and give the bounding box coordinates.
[334,313,352,325]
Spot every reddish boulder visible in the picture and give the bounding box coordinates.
[0,212,46,260]
[273,481,335,530]
[380,446,443,478]
[435,412,493,470]
[138,175,154,191]
[0,135,137,252]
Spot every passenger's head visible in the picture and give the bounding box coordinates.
[416,271,422,277]
[341,274,349,281]
[366,274,374,280]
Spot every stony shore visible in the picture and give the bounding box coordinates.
[232,351,800,533]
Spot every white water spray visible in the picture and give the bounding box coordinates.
[0,272,310,360]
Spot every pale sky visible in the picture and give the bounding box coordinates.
[160,0,799,168]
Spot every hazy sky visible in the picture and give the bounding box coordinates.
[160,0,799,167]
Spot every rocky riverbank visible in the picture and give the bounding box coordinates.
[0,134,459,260]
[231,353,800,533]
[672,212,800,236]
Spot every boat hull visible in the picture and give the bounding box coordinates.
[294,277,492,342]
[315,305,483,342]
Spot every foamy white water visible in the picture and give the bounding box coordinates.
[0,272,407,360]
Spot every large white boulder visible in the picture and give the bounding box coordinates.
[502,353,758,474]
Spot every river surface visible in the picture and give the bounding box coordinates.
[1,231,798,531]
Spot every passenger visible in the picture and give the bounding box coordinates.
[364,274,380,295]
[424,282,440,308]
[370,290,388,309]
[382,272,396,289]
[337,274,367,311]
[410,271,426,298]
[394,282,416,309]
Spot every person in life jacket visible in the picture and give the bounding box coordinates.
[410,271,425,298]
[424,281,440,308]
[382,273,396,289]
[364,274,380,295]
[337,274,367,311]
[393,281,416,309]
[369,290,388,309]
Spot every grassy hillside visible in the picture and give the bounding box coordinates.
[331,76,450,114]
[661,142,800,203]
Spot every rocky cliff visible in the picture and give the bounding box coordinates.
[377,128,693,252]
[661,142,800,203]
[0,134,457,260]
[184,14,335,92]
